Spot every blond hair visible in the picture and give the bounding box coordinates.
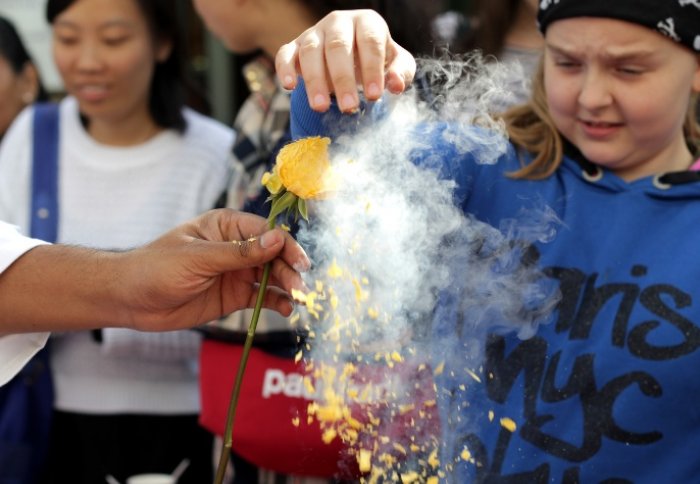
[501,60,700,180]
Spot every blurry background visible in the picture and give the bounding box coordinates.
[0,0,471,125]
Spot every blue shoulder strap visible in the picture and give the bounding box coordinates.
[30,103,60,243]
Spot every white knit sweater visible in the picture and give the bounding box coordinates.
[0,96,234,414]
[0,222,49,387]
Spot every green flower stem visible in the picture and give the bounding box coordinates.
[214,217,276,484]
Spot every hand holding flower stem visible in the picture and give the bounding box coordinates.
[214,137,335,484]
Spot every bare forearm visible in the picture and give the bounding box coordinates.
[0,210,308,335]
[0,245,129,333]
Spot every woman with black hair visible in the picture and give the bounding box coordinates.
[0,0,235,482]
[0,16,47,140]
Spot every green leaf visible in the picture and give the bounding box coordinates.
[268,191,298,222]
[297,198,308,221]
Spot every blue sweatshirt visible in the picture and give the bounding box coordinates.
[291,84,700,483]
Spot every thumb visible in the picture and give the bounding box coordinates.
[199,228,304,274]
[225,229,286,270]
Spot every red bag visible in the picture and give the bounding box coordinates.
[199,338,347,477]
[199,336,440,478]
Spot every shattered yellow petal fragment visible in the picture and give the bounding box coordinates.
[461,449,472,461]
[424,400,436,407]
[367,307,379,319]
[399,404,415,415]
[428,449,440,469]
[466,368,482,383]
[342,363,357,378]
[315,280,324,292]
[345,428,359,443]
[327,259,343,278]
[434,362,445,376]
[500,417,517,432]
[294,350,303,364]
[410,444,420,452]
[380,436,390,444]
[488,410,494,422]
[358,448,372,473]
[322,427,337,444]
[427,477,439,484]
[303,377,315,395]
[353,279,364,302]
[307,402,318,414]
[391,351,403,363]
[400,472,419,483]
[317,405,343,423]
[280,224,291,232]
[291,289,307,304]
[344,412,362,430]
[392,443,407,455]
[330,294,339,310]
[292,417,300,427]
[379,452,396,466]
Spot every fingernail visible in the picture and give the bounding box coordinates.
[259,231,277,248]
[313,94,326,109]
[293,252,311,272]
[366,82,380,99]
[284,75,294,87]
[293,260,309,273]
[340,94,356,112]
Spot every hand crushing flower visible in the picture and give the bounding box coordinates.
[214,136,334,484]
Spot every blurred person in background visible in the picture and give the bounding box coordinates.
[0,15,48,140]
[430,0,542,109]
[0,0,235,482]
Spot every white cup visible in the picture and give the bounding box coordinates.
[126,474,175,484]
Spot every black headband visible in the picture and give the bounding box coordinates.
[537,0,700,53]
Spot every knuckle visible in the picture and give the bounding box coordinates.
[325,35,353,55]
[357,32,386,56]
[298,37,321,55]
[325,10,345,23]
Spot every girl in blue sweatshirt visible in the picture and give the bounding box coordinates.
[276,2,700,482]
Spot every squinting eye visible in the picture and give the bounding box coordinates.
[55,36,79,46]
[555,60,580,69]
[617,67,643,75]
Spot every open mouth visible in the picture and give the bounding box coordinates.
[579,119,623,137]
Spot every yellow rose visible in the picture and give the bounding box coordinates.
[276,136,335,199]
